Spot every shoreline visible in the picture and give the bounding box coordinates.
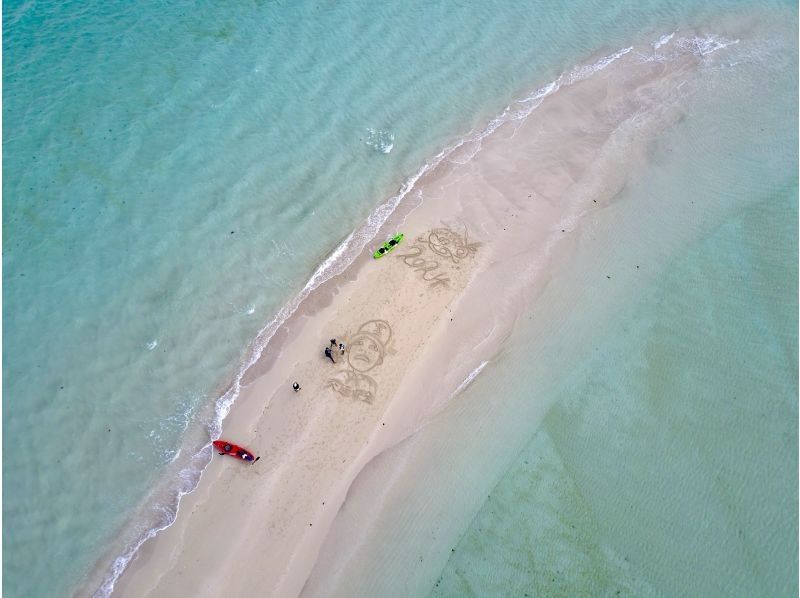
[90,25,749,597]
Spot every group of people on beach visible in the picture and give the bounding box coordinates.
[324,338,346,363]
[292,339,345,393]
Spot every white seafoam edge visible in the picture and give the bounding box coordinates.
[94,30,742,597]
[453,361,490,397]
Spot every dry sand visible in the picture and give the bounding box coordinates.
[111,35,718,598]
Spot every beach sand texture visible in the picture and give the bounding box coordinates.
[111,26,766,598]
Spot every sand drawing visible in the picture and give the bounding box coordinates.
[325,319,392,405]
[396,225,480,287]
[396,246,451,288]
[420,227,481,263]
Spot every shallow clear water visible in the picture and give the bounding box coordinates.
[3,0,796,596]
[433,188,798,597]
[431,23,798,595]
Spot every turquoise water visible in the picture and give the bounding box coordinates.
[433,189,798,597]
[3,0,796,596]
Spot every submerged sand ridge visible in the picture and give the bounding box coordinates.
[111,27,748,598]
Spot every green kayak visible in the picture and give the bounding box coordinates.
[373,233,404,259]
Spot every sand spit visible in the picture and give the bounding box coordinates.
[111,27,744,598]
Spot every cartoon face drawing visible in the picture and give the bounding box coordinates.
[425,227,478,263]
[325,319,392,406]
[347,333,384,372]
[346,319,391,373]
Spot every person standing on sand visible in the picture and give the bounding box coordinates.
[330,338,337,348]
[339,342,346,355]
[292,382,301,392]
[324,346,336,363]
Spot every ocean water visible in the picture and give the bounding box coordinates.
[431,192,798,597]
[3,0,795,597]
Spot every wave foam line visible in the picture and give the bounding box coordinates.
[94,29,741,597]
[453,361,490,397]
[448,45,634,165]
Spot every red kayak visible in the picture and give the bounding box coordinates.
[213,440,259,462]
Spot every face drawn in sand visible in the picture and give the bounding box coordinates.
[347,319,391,372]
[326,319,392,405]
[420,227,481,264]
